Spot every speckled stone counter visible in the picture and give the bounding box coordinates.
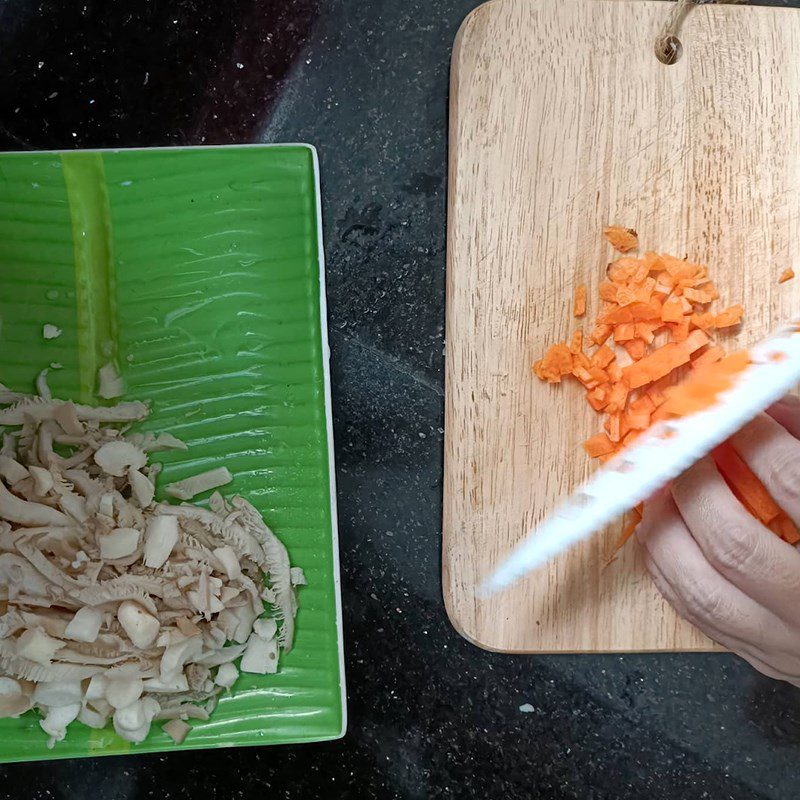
[1,1,800,798]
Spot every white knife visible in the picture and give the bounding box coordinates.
[480,322,800,595]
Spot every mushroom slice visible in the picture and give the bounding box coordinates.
[165,467,233,501]
[94,441,146,478]
[52,402,84,436]
[0,481,68,526]
[240,632,279,675]
[29,465,54,495]
[129,469,155,508]
[143,516,178,569]
[97,363,123,400]
[162,718,191,744]
[0,455,29,485]
[214,662,238,690]
[16,628,65,667]
[64,607,103,644]
[99,528,141,560]
[117,601,160,649]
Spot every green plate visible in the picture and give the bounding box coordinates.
[0,145,346,762]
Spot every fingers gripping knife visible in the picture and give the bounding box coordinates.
[481,323,800,595]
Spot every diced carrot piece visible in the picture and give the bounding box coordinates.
[587,386,609,411]
[684,285,719,304]
[573,284,587,318]
[660,350,749,416]
[584,432,616,457]
[624,339,646,360]
[607,361,623,383]
[690,312,715,332]
[642,252,664,273]
[599,281,618,302]
[591,344,615,369]
[661,297,686,323]
[647,385,667,407]
[614,323,636,342]
[630,394,656,416]
[569,330,583,355]
[572,365,596,387]
[622,430,641,447]
[616,286,638,307]
[684,329,710,353]
[691,345,725,369]
[770,513,800,544]
[624,406,651,431]
[669,317,690,343]
[600,306,634,325]
[632,324,653,346]
[573,351,591,370]
[713,444,781,525]
[605,381,629,414]
[533,343,574,383]
[591,323,613,346]
[604,226,638,253]
[607,257,642,284]
[623,343,691,389]
[605,413,622,443]
[779,268,795,285]
[588,366,609,384]
[715,304,744,328]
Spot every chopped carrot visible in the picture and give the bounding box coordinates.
[614,323,636,342]
[591,323,613,346]
[534,228,746,481]
[770,513,800,544]
[623,343,691,390]
[584,432,615,458]
[591,345,615,369]
[608,505,643,558]
[587,386,609,411]
[690,312,715,332]
[624,339,646,360]
[574,284,587,318]
[713,444,781,525]
[661,297,685,324]
[779,268,795,284]
[604,226,638,253]
[669,317,690,343]
[715,304,744,328]
[660,350,749,417]
[691,345,725,369]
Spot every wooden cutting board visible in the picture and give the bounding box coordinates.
[444,0,800,652]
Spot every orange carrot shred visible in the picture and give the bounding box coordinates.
[624,339,646,360]
[591,323,613,346]
[584,432,616,458]
[691,345,725,370]
[574,284,587,318]
[715,304,744,328]
[591,345,615,369]
[779,268,795,285]
[614,323,636,342]
[623,343,691,390]
[713,444,781,525]
[604,226,638,253]
[569,330,583,355]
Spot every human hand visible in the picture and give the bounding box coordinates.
[636,396,800,685]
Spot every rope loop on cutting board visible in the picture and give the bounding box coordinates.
[655,0,749,65]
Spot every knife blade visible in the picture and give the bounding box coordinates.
[480,322,800,596]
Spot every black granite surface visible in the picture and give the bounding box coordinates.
[1,0,800,798]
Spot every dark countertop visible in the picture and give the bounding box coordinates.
[1,1,800,798]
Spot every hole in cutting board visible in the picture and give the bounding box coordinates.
[655,34,683,65]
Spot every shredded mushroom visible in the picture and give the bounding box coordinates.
[0,377,302,747]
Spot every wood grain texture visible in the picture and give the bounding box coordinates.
[444,0,800,652]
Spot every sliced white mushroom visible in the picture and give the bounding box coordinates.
[105,675,144,709]
[41,702,81,747]
[0,481,68,526]
[143,515,178,569]
[290,567,307,586]
[63,607,103,643]
[143,673,190,694]
[117,601,160,649]
[129,469,154,508]
[252,617,278,642]
[212,546,241,581]
[0,677,31,718]
[112,696,160,744]
[97,362,123,400]
[42,324,62,340]
[162,718,191,744]
[99,527,140,560]
[32,680,83,708]
[0,455,29,485]
[36,369,52,401]
[214,662,238,690]
[16,628,64,667]
[160,635,202,681]
[94,441,146,477]
[52,402,83,436]
[240,632,279,675]
[29,465,53,495]
[165,467,233,501]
